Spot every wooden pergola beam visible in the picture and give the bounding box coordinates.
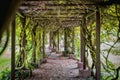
[46,3,95,6]
[33,16,82,20]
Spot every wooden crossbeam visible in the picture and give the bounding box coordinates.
[45,3,95,6]
[33,16,82,19]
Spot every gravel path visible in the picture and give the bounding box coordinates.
[30,55,80,80]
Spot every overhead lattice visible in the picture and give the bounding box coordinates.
[19,0,96,27]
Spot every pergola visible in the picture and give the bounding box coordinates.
[11,0,101,80]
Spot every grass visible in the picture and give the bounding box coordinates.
[0,57,11,72]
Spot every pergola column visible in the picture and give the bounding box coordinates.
[72,27,75,53]
[57,30,59,52]
[43,27,45,58]
[96,8,101,80]
[11,17,16,80]
[64,27,67,51]
[80,18,86,69]
[49,31,52,48]
[33,26,37,63]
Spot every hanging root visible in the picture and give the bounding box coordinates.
[0,28,9,55]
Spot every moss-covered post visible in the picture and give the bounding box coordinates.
[96,8,101,80]
[43,26,45,58]
[11,17,16,80]
[72,27,75,53]
[57,30,59,52]
[49,31,52,48]
[20,15,27,69]
[80,18,86,69]
[33,24,38,63]
[39,30,42,54]
[64,27,67,51]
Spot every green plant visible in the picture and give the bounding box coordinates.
[0,69,10,80]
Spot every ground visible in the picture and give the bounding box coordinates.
[30,53,81,80]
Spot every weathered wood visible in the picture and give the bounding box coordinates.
[64,28,67,51]
[11,17,16,80]
[49,31,52,48]
[0,0,22,40]
[43,27,45,58]
[33,30,36,63]
[96,8,101,80]
[80,18,86,69]
[57,30,59,51]
[21,16,26,69]
[46,3,95,6]
[72,27,75,53]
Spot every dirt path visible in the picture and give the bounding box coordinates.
[30,53,80,80]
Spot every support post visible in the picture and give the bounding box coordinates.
[33,30,36,63]
[39,31,42,54]
[72,27,75,53]
[64,28,67,51]
[80,18,86,69]
[49,31,52,48]
[96,8,101,80]
[11,17,15,80]
[43,27,45,58]
[57,30,59,52]
[22,17,26,68]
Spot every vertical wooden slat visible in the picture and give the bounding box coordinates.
[80,18,86,69]
[96,8,101,80]
[11,17,16,80]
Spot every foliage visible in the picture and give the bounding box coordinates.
[0,69,10,80]
[0,57,10,71]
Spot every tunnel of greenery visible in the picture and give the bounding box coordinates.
[0,0,120,80]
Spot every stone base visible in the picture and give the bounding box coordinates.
[77,61,83,69]
[62,51,66,57]
[15,69,32,79]
[79,69,92,78]
[32,63,39,68]
[69,54,76,60]
[40,58,47,64]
